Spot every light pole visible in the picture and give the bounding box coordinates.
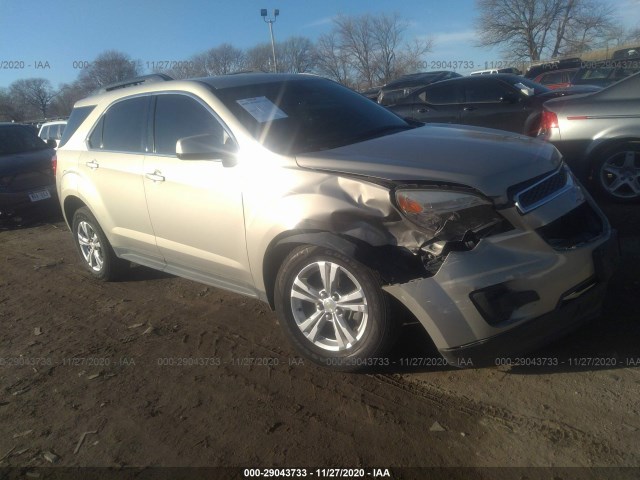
[261,8,279,73]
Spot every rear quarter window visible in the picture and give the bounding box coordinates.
[59,106,95,148]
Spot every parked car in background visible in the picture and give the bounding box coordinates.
[571,59,640,88]
[538,72,640,202]
[376,71,461,106]
[387,74,598,136]
[56,73,617,370]
[38,120,67,148]
[533,68,579,89]
[0,123,57,216]
[360,85,383,101]
[612,46,640,60]
[524,57,582,79]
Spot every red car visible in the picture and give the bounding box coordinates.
[533,68,579,89]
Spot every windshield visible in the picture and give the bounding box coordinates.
[0,125,49,156]
[213,78,411,155]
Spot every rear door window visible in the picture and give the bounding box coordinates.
[99,97,149,153]
[465,79,514,103]
[419,83,463,104]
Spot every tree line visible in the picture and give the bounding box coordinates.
[1,3,638,122]
[0,13,432,122]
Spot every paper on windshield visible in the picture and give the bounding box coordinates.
[515,83,535,96]
[236,97,288,123]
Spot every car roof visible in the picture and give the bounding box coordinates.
[382,71,460,88]
[74,73,326,107]
[422,73,525,86]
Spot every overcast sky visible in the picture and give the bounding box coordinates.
[1,0,638,88]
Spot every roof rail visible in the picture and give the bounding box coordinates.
[99,73,174,93]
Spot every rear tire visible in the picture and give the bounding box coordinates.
[274,245,397,372]
[71,207,128,281]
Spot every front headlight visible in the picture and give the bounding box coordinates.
[394,188,505,240]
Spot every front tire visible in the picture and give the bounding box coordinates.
[594,143,640,203]
[274,245,397,371]
[71,207,127,281]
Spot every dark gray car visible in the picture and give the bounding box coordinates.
[538,72,640,202]
[388,74,599,136]
[0,123,57,216]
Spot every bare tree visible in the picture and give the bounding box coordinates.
[333,14,377,88]
[246,43,274,72]
[562,1,617,54]
[200,43,246,75]
[475,0,616,61]
[49,82,90,117]
[320,13,433,89]
[164,55,208,79]
[314,32,353,86]
[623,25,640,45]
[9,78,57,118]
[0,88,18,121]
[78,50,142,92]
[278,37,315,73]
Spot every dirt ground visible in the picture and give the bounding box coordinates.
[0,198,639,478]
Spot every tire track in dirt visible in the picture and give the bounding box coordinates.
[369,373,630,465]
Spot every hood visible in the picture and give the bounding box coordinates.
[296,124,562,200]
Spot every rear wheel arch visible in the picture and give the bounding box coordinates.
[63,195,88,228]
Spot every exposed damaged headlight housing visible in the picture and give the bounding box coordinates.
[394,189,507,240]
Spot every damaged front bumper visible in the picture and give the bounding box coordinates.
[383,190,619,366]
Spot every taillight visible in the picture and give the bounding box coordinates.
[540,110,559,130]
[52,154,57,176]
[538,110,558,140]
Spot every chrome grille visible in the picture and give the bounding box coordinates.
[514,167,572,214]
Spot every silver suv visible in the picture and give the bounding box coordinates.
[57,73,618,370]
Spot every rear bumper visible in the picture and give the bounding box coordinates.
[0,184,57,212]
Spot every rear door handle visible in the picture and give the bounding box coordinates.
[85,160,99,169]
[418,108,430,113]
[145,171,165,182]
[463,106,477,111]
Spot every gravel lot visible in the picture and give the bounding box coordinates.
[0,199,639,478]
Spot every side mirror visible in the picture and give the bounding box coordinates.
[176,133,238,167]
[46,139,58,149]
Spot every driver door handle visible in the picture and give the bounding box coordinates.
[145,171,165,182]
[463,106,477,111]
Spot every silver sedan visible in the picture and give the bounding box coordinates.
[538,72,640,202]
